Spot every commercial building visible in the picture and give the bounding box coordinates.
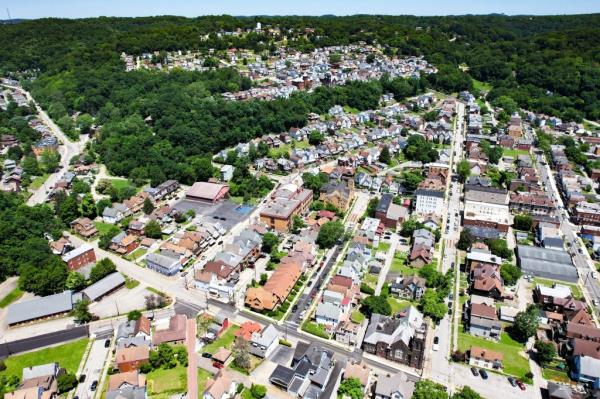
[259,183,312,231]
[6,291,75,327]
[517,245,578,282]
[186,182,229,203]
[61,244,96,270]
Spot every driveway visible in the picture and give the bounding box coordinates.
[269,345,294,365]
[74,339,111,399]
[89,284,152,318]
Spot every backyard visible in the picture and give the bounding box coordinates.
[0,338,88,380]
[197,368,213,394]
[387,297,411,314]
[202,325,240,354]
[503,148,530,158]
[146,365,187,399]
[390,252,416,275]
[29,173,49,190]
[351,310,365,324]
[94,221,117,236]
[457,329,530,379]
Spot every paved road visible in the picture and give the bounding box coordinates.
[74,339,111,399]
[0,84,88,205]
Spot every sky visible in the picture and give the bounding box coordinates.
[4,0,600,19]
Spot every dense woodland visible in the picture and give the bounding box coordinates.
[0,14,599,181]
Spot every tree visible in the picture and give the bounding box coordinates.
[423,110,438,122]
[500,263,522,286]
[456,160,470,183]
[72,179,91,194]
[401,170,424,192]
[232,337,251,371]
[259,273,268,286]
[316,221,345,248]
[400,218,424,238]
[291,215,306,234]
[366,197,379,218]
[309,130,325,145]
[99,225,120,249]
[197,314,213,336]
[420,289,448,320]
[457,229,474,251]
[261,232,279,253]
[534,340,557,366]
[77,113,94,134]
[89,258,117,283]
[40,149,60,173]
[128,310,142,321]
[57,372,78,393]
[249,384,267,399]
[486,238,513,260]
[361,295,392,317]
[514,214,533,231]
[412,379,448,399]
[143,198,155,215]
[57,193,81,224]
[338,378,363,399]
[96,198,112,216]
[65,271,86,291]
[511,304,540,342]
[72,300,93,324]
[145,294,166,310]
[379,146,391,165]
[19,256,68,296]
[452,386,482,399]
[80,193,97,218]
[144,220,162,238]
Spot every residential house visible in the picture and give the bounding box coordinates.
[469,346,503,371]
[414,177,445,217]
[61,244,96,271]
[373,372,416,399]
[70,217,98,238]
[343,361,371,392]
[470,263,504,299]
[109,232,139,255]
[571,355,600,389]
[146,252,181,276]
[362,307,427,368]
[152,314,187,345]
[375,193,409,229]
[390,276,426,301]
[269,342,334,399]
[249,324,280,358]
[245,263,301,311]
[259,184,313,231]
[467,303,501,340]
[319,179,355,211]
[106,371,146,399]
[203,370,237,399]
[116,316,152,348]
[336,321,360,346]
[115,346,150,372]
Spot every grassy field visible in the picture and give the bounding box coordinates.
[542,367,570,383]
[351,310,365,324]
[106,178,134,191]
[377,242,391,252]
[472,79,493,93]
[388,297,411,315]
[0,287,23,308]
[533,277,583,300]
[93,221,117,236]
[362,274,378,288]
[202,325,240,354]
[197,368,213,395]
[390,253,416,275]
[29,174,49,190]
[302,321,330,339]
[147,365,187,399]
[502,148,530,158]
[0,339,88,380]
[457,329,530,378]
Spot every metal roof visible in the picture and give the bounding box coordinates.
[7,291,73,325]
[81,272,125,301]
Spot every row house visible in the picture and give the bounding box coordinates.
[509,192,556,216]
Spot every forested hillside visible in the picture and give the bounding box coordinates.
[0,14,598,181]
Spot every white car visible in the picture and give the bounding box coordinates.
[433,336,440,351]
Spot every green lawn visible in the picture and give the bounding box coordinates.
[302,321,330,339]
[202,325,240,354]
[29,174,49,190]
[533,278,583,300]
[388,297,411,315]
[147,365,187,399]
[94,221,117,236]
[390,253,416,275]
[197,368,213,395]
[542,367,570,383]
[268,144,291,159]
[503,148,530,158]
[457,330,530,379]
[106,178,135,191]
[0,339,88,380]
[0,287,23,308]
[377,242,391,252]
[351,310,365,324]
[362,274,378,288]
[294,140,311,150]
[125,248,147,261]
[472,79,493,92]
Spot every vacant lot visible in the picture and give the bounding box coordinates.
[147,365,187,399]
[0,339,88,380]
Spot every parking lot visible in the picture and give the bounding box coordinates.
[173,199,254,231]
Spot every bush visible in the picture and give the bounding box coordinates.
[57,372,77,393]
[360,283,375,294]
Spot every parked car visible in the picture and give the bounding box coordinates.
[480,369,488,380]
[213,362,224,369]
[516,380,526,390]
[433,336,439,351]
[78,375,86,383]
[90,381,98,391]
[104,339,111,348]
[201,352,212,358]
[292,304,298,313]
[470,367,479,377]
[508,377,517,387]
